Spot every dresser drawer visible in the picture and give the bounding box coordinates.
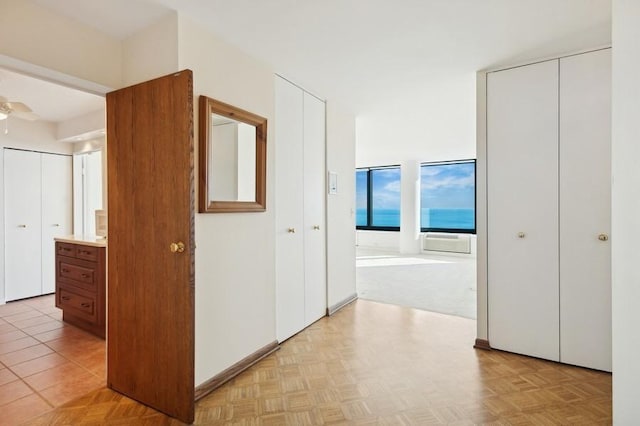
[57,287,97,323]
[58,261,95,287]
[57,242,77,258]
[76,245,98,262]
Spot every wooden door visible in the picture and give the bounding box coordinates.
[559,49,612,371]
[302,92,327,325]
[4,149,42,301]
[487,60,560,361]
[107,70,194,423]
[275,76,305,342]
[41,153,72,294]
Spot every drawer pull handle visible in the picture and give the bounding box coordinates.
[81,274,90,278]
[62,269,70,273]
[81,250,91,255]
[61,296,71,301]
[80,302,91,308]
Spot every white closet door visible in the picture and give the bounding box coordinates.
[275,76,306,342]
[4,149,42,301]
[41,154,72,294]
[487,60,560,361]
[559,49,611,371]
[303,92,327,325]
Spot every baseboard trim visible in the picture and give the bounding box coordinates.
[194,340,279,401]
[473,338,491,350]
[327,293,358,316]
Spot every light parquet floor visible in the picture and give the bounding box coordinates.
[26,299,611,425]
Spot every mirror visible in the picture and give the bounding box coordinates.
[199,96,267,212]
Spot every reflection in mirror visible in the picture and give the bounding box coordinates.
[199,96,267,213]
[209,114,256,202]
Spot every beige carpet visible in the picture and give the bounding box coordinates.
[356,247,477,319]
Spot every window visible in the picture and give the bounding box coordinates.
[355,166,401,230]
[420,160,476,233]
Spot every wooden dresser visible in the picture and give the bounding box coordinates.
[54,238,106,338]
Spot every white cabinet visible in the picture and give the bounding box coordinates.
[487,59,560,362]
[275,76,327,342]
[4,149,72,301]
[486,49,611,371]
[558,50,611,372]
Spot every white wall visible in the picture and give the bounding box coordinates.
[355,76,477,252]
[0,6,358,394]
[0,120,73,303]
[326,101,357,310]
[57,109,105,142]
[176,15,277,387]
[356,230,400,250]
[0,0,121,90]
[612,1,640,422]
[122,11,179,87]
[475,72,489,341]
[355,76,477,167]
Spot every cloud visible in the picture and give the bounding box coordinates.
[422,173,474,190]
[384,180,401,193]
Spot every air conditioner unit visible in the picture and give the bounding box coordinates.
[422,233,471,254]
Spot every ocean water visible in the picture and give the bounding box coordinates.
[356,208,474,229]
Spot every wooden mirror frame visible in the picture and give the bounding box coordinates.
[198,96,267,213]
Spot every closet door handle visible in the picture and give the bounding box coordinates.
[598,233,609,242]
[313,225,320,230]
[287,228,296,234]
[517,232,526,239]
[18,224,27,228]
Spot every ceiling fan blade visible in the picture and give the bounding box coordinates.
[6,101,32,113]
[12,111,39,121]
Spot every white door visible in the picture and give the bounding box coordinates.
[275,76,306,341]
[41,153,72,294]
[4,149,42,301]
[487,60,560,361]
[303,92,327,324]
[559,49,612,371]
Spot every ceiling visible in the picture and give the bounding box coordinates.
[0,68,104,124]
[12,1,612,126]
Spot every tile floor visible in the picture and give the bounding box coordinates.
[0,294,106,425]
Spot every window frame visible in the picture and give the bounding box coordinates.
[419,159,477,235]
[356,165,401,231]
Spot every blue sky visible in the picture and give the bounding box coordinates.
[357,162,475,211]
[356,168,401,210]
[421,162,475,209]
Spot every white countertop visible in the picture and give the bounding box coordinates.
[55,235,107,247]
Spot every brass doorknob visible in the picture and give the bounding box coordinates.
[287,228,296,234]
[598,233,609,242]
[169,242,185,253]
[18,224,27,228]
[313,225,320,230]
[517,232,526,239]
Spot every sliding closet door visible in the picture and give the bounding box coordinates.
[487,60,560,361]
[4,149,42,301]
[275,76,306,342]
[559,49,611,371]
[303,92,327,324]
[41,154,72,294]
